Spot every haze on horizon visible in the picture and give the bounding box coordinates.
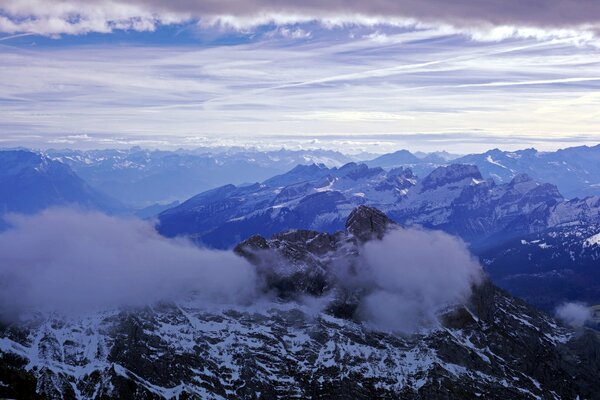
[0,0,599,153]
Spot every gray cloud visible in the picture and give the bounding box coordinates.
[1,0,600,35]
[334,228,483,333]
[555,302,591,328]
[0,208,258,318]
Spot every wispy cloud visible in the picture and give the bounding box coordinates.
[0,21,599,153]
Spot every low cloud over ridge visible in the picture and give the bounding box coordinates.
[1,0,600,36]
[333,228,484,333]
[0,208,258,318]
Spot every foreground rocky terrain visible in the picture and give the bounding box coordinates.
[1,207,600,399]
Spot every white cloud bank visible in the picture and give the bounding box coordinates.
[1,0,600,36]
[0,208,258,318]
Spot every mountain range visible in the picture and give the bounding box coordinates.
[367,145,600,199]
[157,161,599,250]
[47,148,355,207]
[2,206,599,399]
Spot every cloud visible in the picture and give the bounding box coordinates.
[333,228,483,333]
[1,0,600,36]
[0,208,258,319]
[555,302,591,328]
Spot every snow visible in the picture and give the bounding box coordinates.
[584,232,600,247]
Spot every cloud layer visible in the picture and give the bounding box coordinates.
[2,0,600,35]
[0,208,257,318]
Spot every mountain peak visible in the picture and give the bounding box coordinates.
[345,205,394,241]
[510,173,534,185]
[421,164,482,191]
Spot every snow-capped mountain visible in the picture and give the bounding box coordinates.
[364,144,600,199]
[158,161,593,249]
[481,222,600,311]
[47,148,354,207]
[0,150,124,222]
[2,206,600,400]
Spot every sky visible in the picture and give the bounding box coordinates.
[1,0,600,154]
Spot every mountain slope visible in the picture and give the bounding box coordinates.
[2,206,600,399]
[0,150,124,218]
[480,222,600,311]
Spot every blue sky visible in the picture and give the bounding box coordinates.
[1,1,600,153]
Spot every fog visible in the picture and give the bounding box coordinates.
[555,302,591,329]
[336,228,483,333]
[0,208,257,319]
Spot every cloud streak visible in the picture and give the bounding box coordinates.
[1,25,599,153]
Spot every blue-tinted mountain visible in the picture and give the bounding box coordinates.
[47,147,354,207]
[480,219,600,311]
[448,145,600,199]
[365,144,600,199]
[158,161,593,249]
[0,150,124,219]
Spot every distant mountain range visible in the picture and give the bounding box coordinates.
[26,144,600,209]
[47,147,355,207]
[366,144,600,199]
[157,160,599,251]
[0,150,124,225]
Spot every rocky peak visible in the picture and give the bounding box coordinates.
[510,173,534,185]
[421,164,482,192]
[345,205,394,241]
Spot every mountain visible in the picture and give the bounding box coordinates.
[2,206,600,399]
[158,162,594,249]
[157,162,417,248]
[0,150,124,220]
[47,148,354,207]
[364,144,600,199]
[366,149,421,167]
[365,149,445,178]
[480,220,600,311]
[450,145,600,199]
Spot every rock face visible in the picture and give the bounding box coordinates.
[345,205,393,241]
[2,206,600,399]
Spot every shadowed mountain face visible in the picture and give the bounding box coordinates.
[0,150,124,221]
[2,206,600,399]
[157,161,596,250]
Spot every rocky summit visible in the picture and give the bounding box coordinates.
[2,206,600,399]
